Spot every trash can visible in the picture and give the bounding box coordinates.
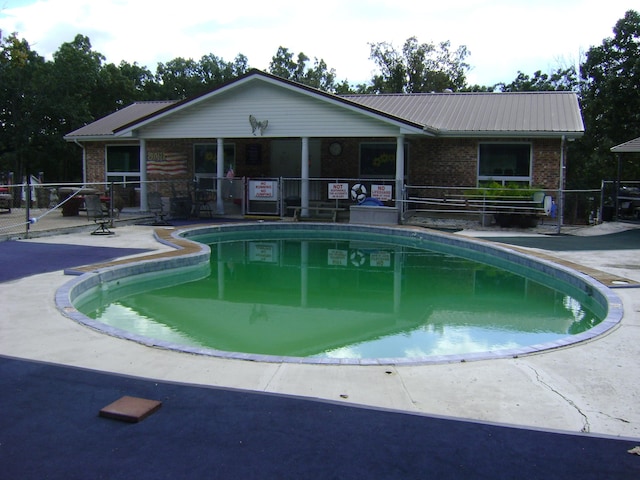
[61,195,82,216]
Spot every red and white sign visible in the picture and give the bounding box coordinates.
[371,184,392,202]
[249,180,278,200]
[328,183,349,200]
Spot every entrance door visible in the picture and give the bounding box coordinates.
[270,139,321,178]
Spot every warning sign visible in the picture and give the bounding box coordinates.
[371,184,392,202]
[249,180,278,200]
[328,183,349,200]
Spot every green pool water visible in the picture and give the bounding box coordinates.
[74,234,604,361]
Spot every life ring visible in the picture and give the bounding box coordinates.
[351,183,367,203]
[350,250,366,267]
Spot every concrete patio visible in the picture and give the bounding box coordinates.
[1,221,639,440]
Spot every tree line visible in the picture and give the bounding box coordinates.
[1,10,638,187]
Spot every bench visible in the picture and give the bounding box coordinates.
[288,205,345,222]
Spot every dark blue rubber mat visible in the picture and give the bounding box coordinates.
[0,241,150,282]
[0,355,637,480]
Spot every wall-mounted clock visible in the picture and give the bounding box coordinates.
[329,142,342,156]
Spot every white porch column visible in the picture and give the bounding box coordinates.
[216,138,225,214]
[139,139,148,211]
[301,137,310,217]
[395,135,405,219]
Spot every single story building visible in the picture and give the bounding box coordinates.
[64,69,584,218]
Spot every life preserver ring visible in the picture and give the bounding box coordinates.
[351,183,367,203]
[350,250,366,267]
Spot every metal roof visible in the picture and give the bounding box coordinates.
[342,91,584,136]
[610,136,640,153]
[64,101,177,139]
[64,71,584,140]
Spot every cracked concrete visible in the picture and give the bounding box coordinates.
[522,362,591,432]
[1,223,639,439]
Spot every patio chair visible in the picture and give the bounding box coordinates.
[148,191,169,225]
[169,184,193,220]
[85,194,114,235]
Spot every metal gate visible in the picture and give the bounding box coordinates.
[246,177,281,216]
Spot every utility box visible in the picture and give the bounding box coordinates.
[349,205,398,225]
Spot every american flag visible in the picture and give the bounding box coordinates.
[147,153,188,176]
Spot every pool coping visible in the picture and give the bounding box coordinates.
[55,222,628,366]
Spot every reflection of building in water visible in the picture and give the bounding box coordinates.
[90,237,600,358]
[211,238,592,331]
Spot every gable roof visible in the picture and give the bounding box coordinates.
[65,70,584,141]
[611,136,640,153]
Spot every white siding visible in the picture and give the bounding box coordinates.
[136,81,405,139]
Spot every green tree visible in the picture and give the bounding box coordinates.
[268,46,337,92]
[97,60,157,107]
[493,67,578,92]
[569,9,640,188]
[154,53,249,99]
[154,56,200,99]
[368,37,470,93]
[49,34,106,128]
[0,33,47,180]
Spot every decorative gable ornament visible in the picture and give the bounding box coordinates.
[249,115,269,136]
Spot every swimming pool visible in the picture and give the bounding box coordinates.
[58,223,623,365]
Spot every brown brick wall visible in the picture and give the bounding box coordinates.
[409,138,478,187]
[84,137,562,189]
[84,142,106,184]
[531,139,562,189]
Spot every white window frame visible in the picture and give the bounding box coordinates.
[105,144,141,186]
[477,142,532,186]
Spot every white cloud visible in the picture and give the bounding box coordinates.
[0,0,634,86]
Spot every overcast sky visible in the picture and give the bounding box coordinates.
[0,0,634,87]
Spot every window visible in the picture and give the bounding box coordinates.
[359,142,407,178]
[478,143,531,186]
[194,143,236,176]
[106,145,140,186]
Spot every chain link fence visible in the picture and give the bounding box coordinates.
[1,177,632,240]
[0,180,152,240]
